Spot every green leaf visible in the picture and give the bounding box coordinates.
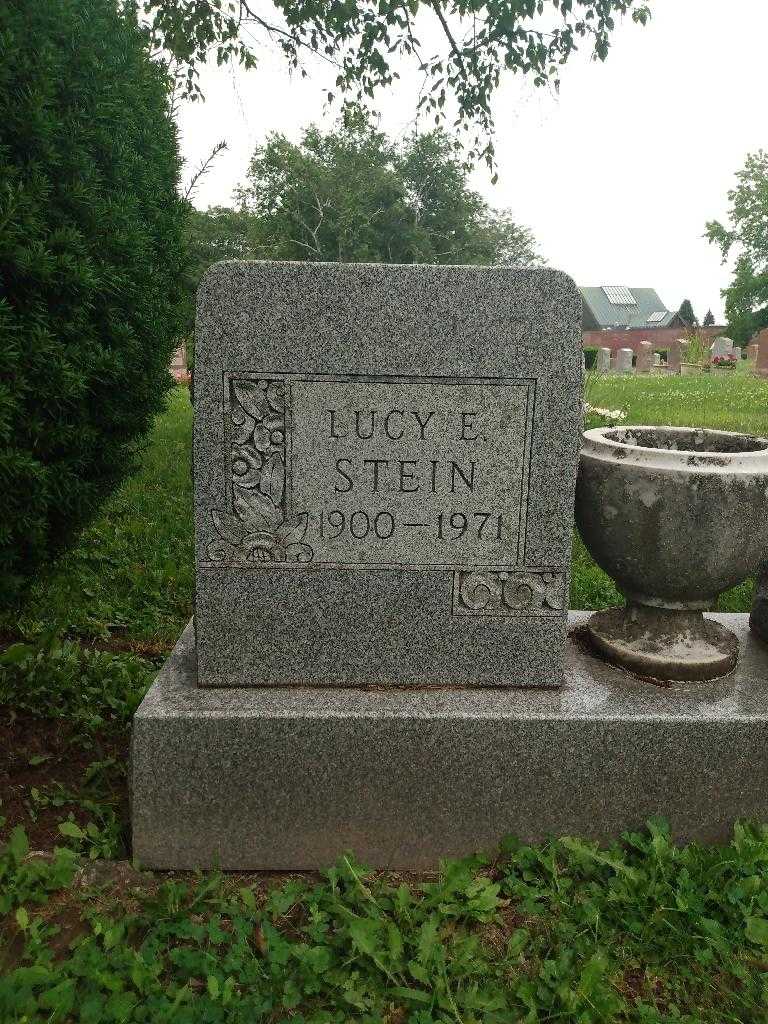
[417,913,440,965]
[207,975,220,998]
[105,990,137,1020]
[0,642,34,665]
[8,825,29,864]
[391,985,431,1003]
[408,960,430,985]
[58,820,85,839]
[746,916,768,945]
[39,979,76,1016]
[239,886,256,909]
[15,906,29,930]
[349,916,383,958]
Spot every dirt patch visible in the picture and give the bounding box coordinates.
[0,628,170,661]
[0,709,129,850]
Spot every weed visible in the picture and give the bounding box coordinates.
[4,823,768,1021]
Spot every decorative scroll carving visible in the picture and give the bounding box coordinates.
[453,570,565,617]
[207,378,314,564]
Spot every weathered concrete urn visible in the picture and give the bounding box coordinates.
[576,426,768,680]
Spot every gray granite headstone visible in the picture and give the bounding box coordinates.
[636,341,653,373]
[711,336,734,359]
[616,347,634,373]
[596,346,611,373]
[668,338,684,373]
[756,331,768,377]
[193,262,582,689]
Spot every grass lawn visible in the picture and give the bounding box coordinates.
[2,371,768,1022]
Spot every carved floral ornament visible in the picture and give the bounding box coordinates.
[455,570,565,616]
[207,379,314,564]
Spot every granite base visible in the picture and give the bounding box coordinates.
[131,614,768,870]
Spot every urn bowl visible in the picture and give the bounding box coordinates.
[575,426,768,680]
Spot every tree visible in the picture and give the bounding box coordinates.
[0,0,188,601]
[678,299,697,327]
[188,113,539,282]
[147,0,651,169]
[702,309,715,327]
[707,150,768,344]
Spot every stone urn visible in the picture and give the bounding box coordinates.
[576,426,768,680]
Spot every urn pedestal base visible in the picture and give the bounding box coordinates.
[585,604,739,682]
[130,614,768,871]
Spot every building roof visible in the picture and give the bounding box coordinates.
[580,286,681,330]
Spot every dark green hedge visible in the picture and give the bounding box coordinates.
[583,347,598,370]
[0,0,188,602]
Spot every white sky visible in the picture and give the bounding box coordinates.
[177,0,768,323]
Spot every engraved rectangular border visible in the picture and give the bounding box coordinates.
[201,370,537,572]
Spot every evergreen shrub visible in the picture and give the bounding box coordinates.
[0,0,187,602]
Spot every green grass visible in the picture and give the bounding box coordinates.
[1,387,194,647]
[5,820,768,1022]
[584,363,768,436]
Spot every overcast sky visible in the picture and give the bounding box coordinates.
[177,0,767,323]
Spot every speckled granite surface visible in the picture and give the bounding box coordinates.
[752,563,768,643]
[193,262,582,688]
[131,614,768,870]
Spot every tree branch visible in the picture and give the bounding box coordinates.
[428,1,468,80]
[184,140,228,201]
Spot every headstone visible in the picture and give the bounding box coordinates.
[193,263,582,689]
[131,266,768,871]
[653,352,662,366]
[596,346,611,373]
[711,336,734,359]
[668,338,685,373]
[131,262,585,870]
[635,341,653,373]
[747,343,759,363]
[170,342,188,381]
[757,329,768,377]
[616,347,634,373]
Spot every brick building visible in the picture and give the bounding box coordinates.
[580,285,725,355]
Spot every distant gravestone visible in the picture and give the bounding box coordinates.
[596,346,611,373]
[747,343,759,363]
[757,330,768,378]
[616,347,634,373]
[636,341,653,373]
[668,338,685,373]
[711,336,734,359]
[192,263,582,689]
[653,352,662,366]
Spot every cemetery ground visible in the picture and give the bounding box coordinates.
[3,371,768,1021]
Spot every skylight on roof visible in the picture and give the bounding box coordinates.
[603,285,637,306]
[647,311,667,324]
